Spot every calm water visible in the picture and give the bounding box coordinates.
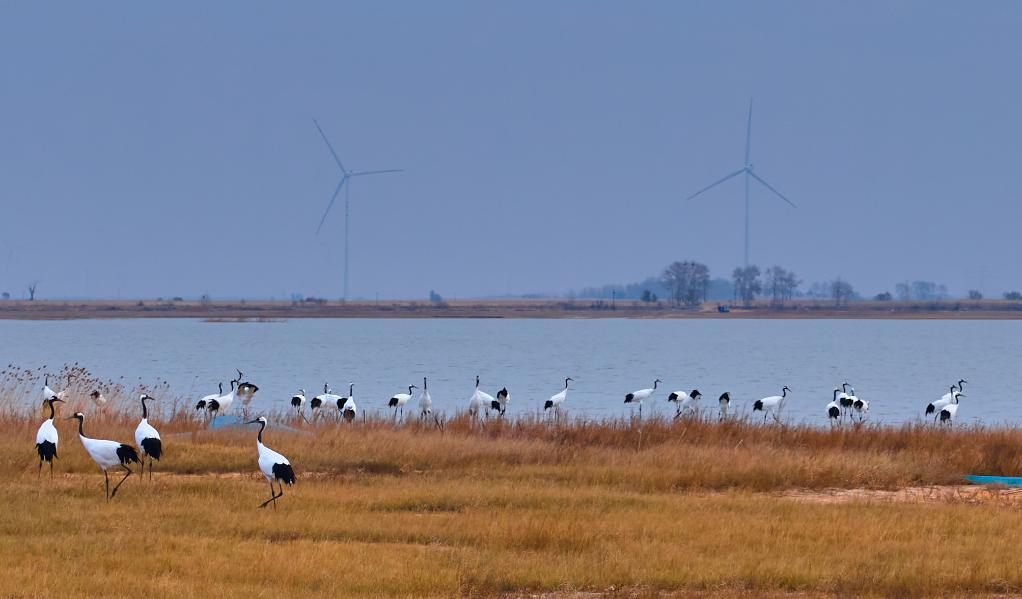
[1,318,1017,425]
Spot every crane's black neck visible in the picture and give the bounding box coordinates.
[46,399,56,420]
[833,389,839,400]
[475,376,480,389]
[564,378,570,389]
[218,382,223,394]
[653,380,659,389]
[77,417,85,437]
[256,421,265,443]
[141,396,149,419]
[423,378,427,390]
[408,385,414,395]
[349,383,354,395]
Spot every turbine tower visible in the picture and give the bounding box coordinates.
[684,99,796,267]
[313,119,402,301]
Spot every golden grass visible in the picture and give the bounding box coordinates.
[4,367,1022,597]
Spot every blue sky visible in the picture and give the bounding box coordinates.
[0,2,1018,299]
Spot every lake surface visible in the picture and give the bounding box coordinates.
[1,318,1016,425]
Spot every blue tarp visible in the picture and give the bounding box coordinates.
[964,475,1022,487]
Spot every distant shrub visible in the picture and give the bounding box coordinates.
[874,292,892,301]
[968,290,983,300]
[1005,291,1022,301]
[429,290,443,302]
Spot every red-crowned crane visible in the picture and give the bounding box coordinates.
[246,417,296,509]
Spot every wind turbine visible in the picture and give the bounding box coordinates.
[684,99,796,267]
[313,118,402,301]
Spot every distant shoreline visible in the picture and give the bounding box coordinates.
[2,299,1022,320]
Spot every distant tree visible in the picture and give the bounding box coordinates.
[807,281,831,299]
[27,282,37,301]
[429,290,443,302]
[0,292,8,300]
[662,260,710,307]
[641,289,653,303]
[874,292,892,301]
[831,278,855,307]
[1005,291,1022,301]
[764,266,800,307]
[894,280,949,301]
[732,266,762,306]
[968,290,983,300]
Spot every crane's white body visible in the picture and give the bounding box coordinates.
[134,419,160,450]
[939,402,959,426]
[926,391,962,421]
[81,436,128,470]
[340,397,358,420]
[36,419,58,449]
[469,389,493,417]
[852,398,870,421]
[419,379,432,417]
[668,388,702,416]
[826,400,841,423]
[753,387,791,422]
[290,390,306,409]
[545,379,572,412]
[257,442,290,483]
[718,393,732,420]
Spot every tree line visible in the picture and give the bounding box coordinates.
[658,261,854,307]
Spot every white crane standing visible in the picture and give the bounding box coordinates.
[418,378,432,419]
[35,396,64,476]
[624,379,661,418]
[544,378,573,414]
[389,384,417,420]
[134,394,162,481]
[752,386,792,423]
[246,416,296,509]
[68,412,140,500]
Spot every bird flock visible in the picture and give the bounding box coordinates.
[33,371,971,508]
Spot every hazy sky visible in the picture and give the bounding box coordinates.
[0,2,1019,299]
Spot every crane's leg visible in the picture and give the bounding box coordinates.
[149,458,154,482]
[49,460,54,478]
[111,464,133,498]
[38,459,42,477]
[140,457,145,481]
[259,479,278,509]
[104,470,110,500]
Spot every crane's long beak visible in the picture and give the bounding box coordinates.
[245,419,260,425]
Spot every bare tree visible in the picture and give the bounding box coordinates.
[662,261,711,307]
[764,266,801,307]
[831,278,855,307]
[732,266,762,306]
[27,282,37,301]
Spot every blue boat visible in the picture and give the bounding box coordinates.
[964,475,1022,487]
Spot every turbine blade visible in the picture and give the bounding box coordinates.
[745,98,753,166]
[350,169,403,177]
[316,176,349,235]
[684,168,746,201]
[312,119,347,174]
[748,171,796,208]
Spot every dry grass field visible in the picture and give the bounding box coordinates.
[3,367,1022,597]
